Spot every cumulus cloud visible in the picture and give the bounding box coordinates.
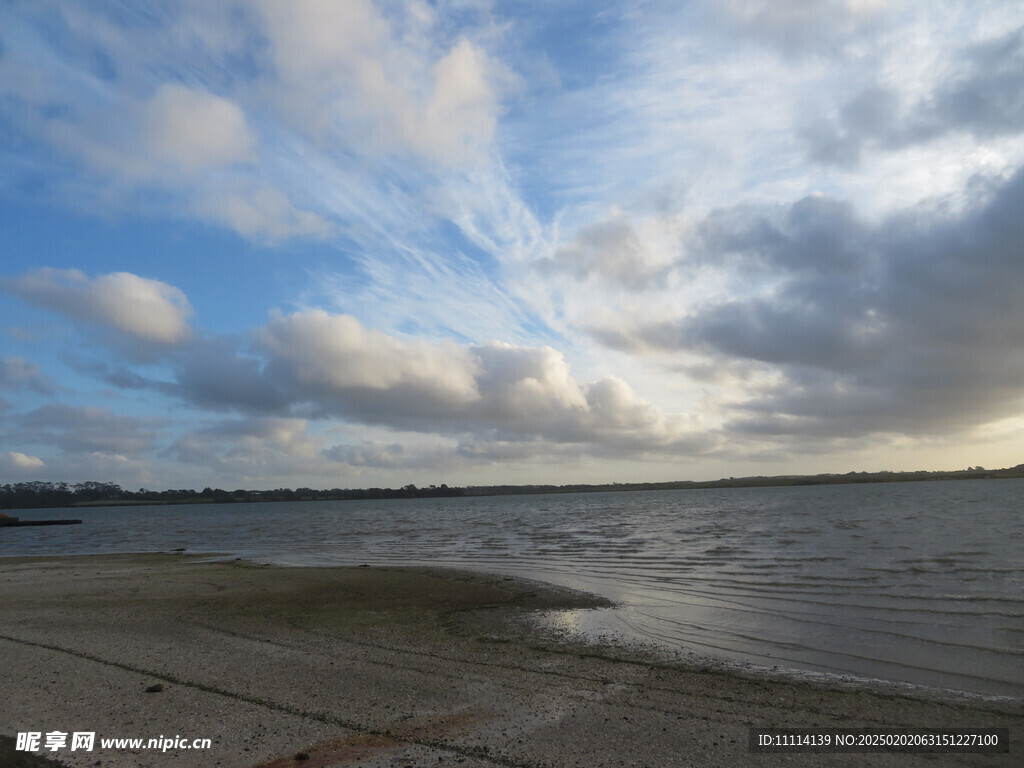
[256,315,589,437]
[471,342,587,422]
[248,313,713,455]
[80,306,713,462]
[259,310,482,408]
[598,165,1024,440]
[1,269,193,344]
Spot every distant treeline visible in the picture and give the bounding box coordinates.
[0,481,466,510]
[2,465,1024,510]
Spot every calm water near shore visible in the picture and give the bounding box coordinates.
[3,479,1022,698]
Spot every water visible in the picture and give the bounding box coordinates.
[2,479,1021,698]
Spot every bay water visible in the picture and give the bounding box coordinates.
[3,479,1021,698]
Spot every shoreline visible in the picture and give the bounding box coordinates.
[5,470,1024,512]
[529,614,1024,711]
[1,553,1019,767]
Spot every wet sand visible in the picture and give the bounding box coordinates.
[0,554,1019,767]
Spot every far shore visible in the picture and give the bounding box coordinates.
[4,465,1024,512]
[1,554,1019,767]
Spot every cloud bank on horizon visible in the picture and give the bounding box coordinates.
[2,0,1023,489]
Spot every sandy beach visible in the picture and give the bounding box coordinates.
[0,554,1019,768]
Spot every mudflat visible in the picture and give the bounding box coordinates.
[0,554,1019,767]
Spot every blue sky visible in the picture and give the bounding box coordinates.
[2,0,1024,490]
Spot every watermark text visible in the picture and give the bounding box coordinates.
[17,731,212,753]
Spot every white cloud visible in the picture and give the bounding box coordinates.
[2,269,193,344]
[0,451,45,471]
[192,180,332,242]
[256,0,392,83]
[256,0,508,168]
[45,83,256,182]
[228,311,712,456]
[419,38,503,165]
[141,83,257,175]
[97,308,716,462]
[259,309,482,404]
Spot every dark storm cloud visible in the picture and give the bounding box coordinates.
[802,26,1024,166]
[932,26,1024,138]
[605,164,1024,438]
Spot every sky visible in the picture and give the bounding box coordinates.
[2,0,1024,491]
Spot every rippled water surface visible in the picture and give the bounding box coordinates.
[3,479,1022,697]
